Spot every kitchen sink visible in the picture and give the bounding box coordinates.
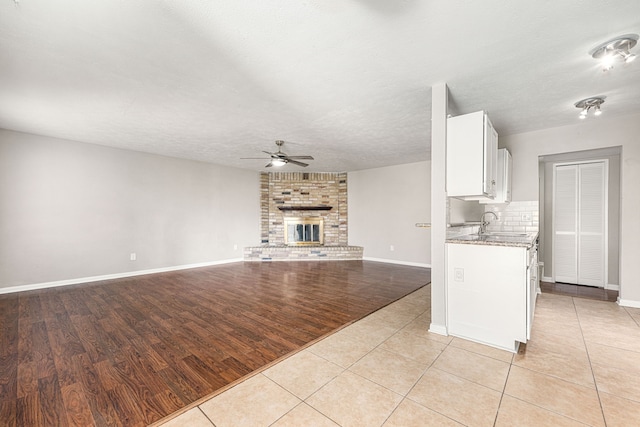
[448,231,536,245]
[480,232,529,237]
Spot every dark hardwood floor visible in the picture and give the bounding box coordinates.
[0,261,430,427]
[540,280,618,302]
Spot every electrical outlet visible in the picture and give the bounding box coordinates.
[233,244,238,250]
[454,268,464,282]
[522,213,532,221]
[390,245,395,251]
[130,253,137,261]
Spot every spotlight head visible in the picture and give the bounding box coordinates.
[601,54,615,70]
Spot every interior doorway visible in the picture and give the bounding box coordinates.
[552,160,607,287]
[538,147,620,291]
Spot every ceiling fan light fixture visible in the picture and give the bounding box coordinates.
[575,96,606,119]
[590,34,638,71]
[241,140,313,169]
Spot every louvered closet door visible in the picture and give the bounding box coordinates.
[578,162,606,286]
[553,161,606,287]
[553,165,578,283]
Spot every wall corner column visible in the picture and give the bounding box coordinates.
[429,83,449,335]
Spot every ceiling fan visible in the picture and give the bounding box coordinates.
[242,140,314,168]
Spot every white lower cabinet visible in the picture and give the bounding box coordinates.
[447,243,536,352]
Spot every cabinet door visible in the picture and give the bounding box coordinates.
[527,246,538,340]
[481,148,511,204]
[447,111,485,197]
[483,114,498,198]
[505,149,512,202]
[447,111,497,200]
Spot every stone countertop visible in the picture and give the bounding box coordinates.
[446,232,538,248]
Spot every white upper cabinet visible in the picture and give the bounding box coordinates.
[482,148,512,204]
[446,111,498,200]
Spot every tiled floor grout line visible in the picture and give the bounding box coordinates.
[288,310,412,425]
[197,406,216,427]
[573,296,608,427]
[505,307,603,425]
[298,302,446,427]
[623,306,640,327]
[441,304,610,427]
[388,326,456,426]
[368,305,454,427]
[268,305,418,427]
[492,361,514,427]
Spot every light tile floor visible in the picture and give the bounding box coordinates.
[159,285,640,427]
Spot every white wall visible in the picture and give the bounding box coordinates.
[0,130,260,290]
[348,161,431,267]
[501,112,640,305]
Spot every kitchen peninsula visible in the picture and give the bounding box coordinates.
[446,231,539,352]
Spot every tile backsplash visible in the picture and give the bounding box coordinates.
[484,201,539,233]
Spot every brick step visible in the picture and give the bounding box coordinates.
[244,245,363,261]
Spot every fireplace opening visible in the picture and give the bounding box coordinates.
[284,217,324,246]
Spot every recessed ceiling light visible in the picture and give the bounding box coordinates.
[590,34,638,71]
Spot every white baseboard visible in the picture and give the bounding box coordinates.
[618,299,640,308]
[541,276,554,283]
[363,257,431,268]
[428,323,448,336]
[0,258,244,295]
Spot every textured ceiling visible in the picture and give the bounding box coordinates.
[1,0,639,172]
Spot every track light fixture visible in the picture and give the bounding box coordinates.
[590,34,638,71]
[575,97,605,119]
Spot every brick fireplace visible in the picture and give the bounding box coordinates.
[244,172,363,261]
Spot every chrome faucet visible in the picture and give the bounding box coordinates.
[479,211,498,235]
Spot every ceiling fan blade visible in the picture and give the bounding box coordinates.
[241,157,270,159]
[262,151,278,156]
[265,162,273,168]
[287,159,309,167]
[286,155,314,160]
